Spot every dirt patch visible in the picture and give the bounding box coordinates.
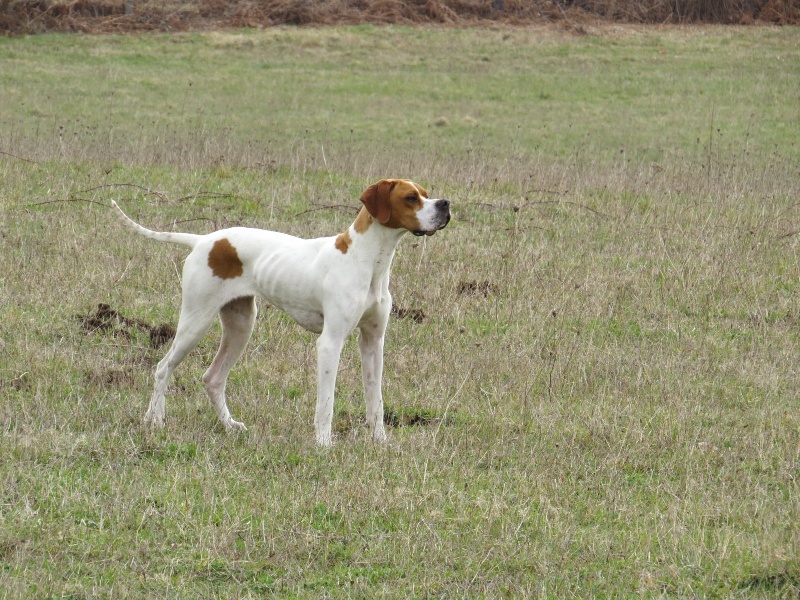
[391,305,426,323]
[1,372,31,392]
[334,405,455,435]
[457,280,499,298]
[1,0,797,35]
[84,366,136,387]
[78,303,175,349]
[737,571,800,594]
[383,406,446,427]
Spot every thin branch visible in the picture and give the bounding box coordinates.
[175,192,242,203]
[293,204,358,218]
[503,225,549,233]
[173,217,220,231]
[551,0,569,20]
[73,183,171,202]
[0,150,39,165]
[522,199,612,219]
[466,198,611,219]
[29,197,110,209]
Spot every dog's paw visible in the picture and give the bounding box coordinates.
[372,427,388,444]
[225,419,248,432]
[143,411,165,428]
[315,432,334,448]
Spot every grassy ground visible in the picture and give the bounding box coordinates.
[1,25,799,598]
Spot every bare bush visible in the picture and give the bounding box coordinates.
[566,0,798,23]
[1,0,798,34]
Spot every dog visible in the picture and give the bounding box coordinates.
[112,179,450,446]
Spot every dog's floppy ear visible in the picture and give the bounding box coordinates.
[360,179,395,224]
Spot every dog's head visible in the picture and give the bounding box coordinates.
[360,179,450,237]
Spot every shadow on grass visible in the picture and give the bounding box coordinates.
[736,571,800,594]
[333,406,458,435]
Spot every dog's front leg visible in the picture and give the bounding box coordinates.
[314,330,345,447]
[359,320,388,443]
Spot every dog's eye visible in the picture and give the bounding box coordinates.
[405,194,418,203]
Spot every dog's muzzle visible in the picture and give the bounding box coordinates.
[413,199,451,236]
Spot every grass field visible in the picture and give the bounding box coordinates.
[1,24,799,598]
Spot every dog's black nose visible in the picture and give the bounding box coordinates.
[436,198,450,212]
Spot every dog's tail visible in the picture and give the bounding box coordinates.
[111,201,201,248]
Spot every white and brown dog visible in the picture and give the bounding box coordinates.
[112,179,450,446]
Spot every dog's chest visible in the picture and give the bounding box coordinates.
[284,307,325,334]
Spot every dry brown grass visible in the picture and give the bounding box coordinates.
[1,0,799,35]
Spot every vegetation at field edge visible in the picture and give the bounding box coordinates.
[1,0,799,35]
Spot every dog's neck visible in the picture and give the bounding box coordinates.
[347,207,406,274]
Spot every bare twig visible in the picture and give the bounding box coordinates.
[522,199,612,219]
[293,204,358,218]
[551,0,569,20]
[73,183,171,202]
[0,150,39,165]
[175,192,242,203]
[467,198,612,219]
[173,217,220,231]
[29,197,110,209]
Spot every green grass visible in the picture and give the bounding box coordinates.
[1,24,799,598]
[1,26,798,170]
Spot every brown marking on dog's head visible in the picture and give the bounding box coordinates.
[359,179,426,233]
[335,229,352,254]
[208,238,244,279]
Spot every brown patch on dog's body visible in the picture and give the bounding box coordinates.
[335,207,374,253]
[208,238,244,279]
[335,230,352,254]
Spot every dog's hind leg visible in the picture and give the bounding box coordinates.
[202,296,256,431]
[144,301,218,428]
